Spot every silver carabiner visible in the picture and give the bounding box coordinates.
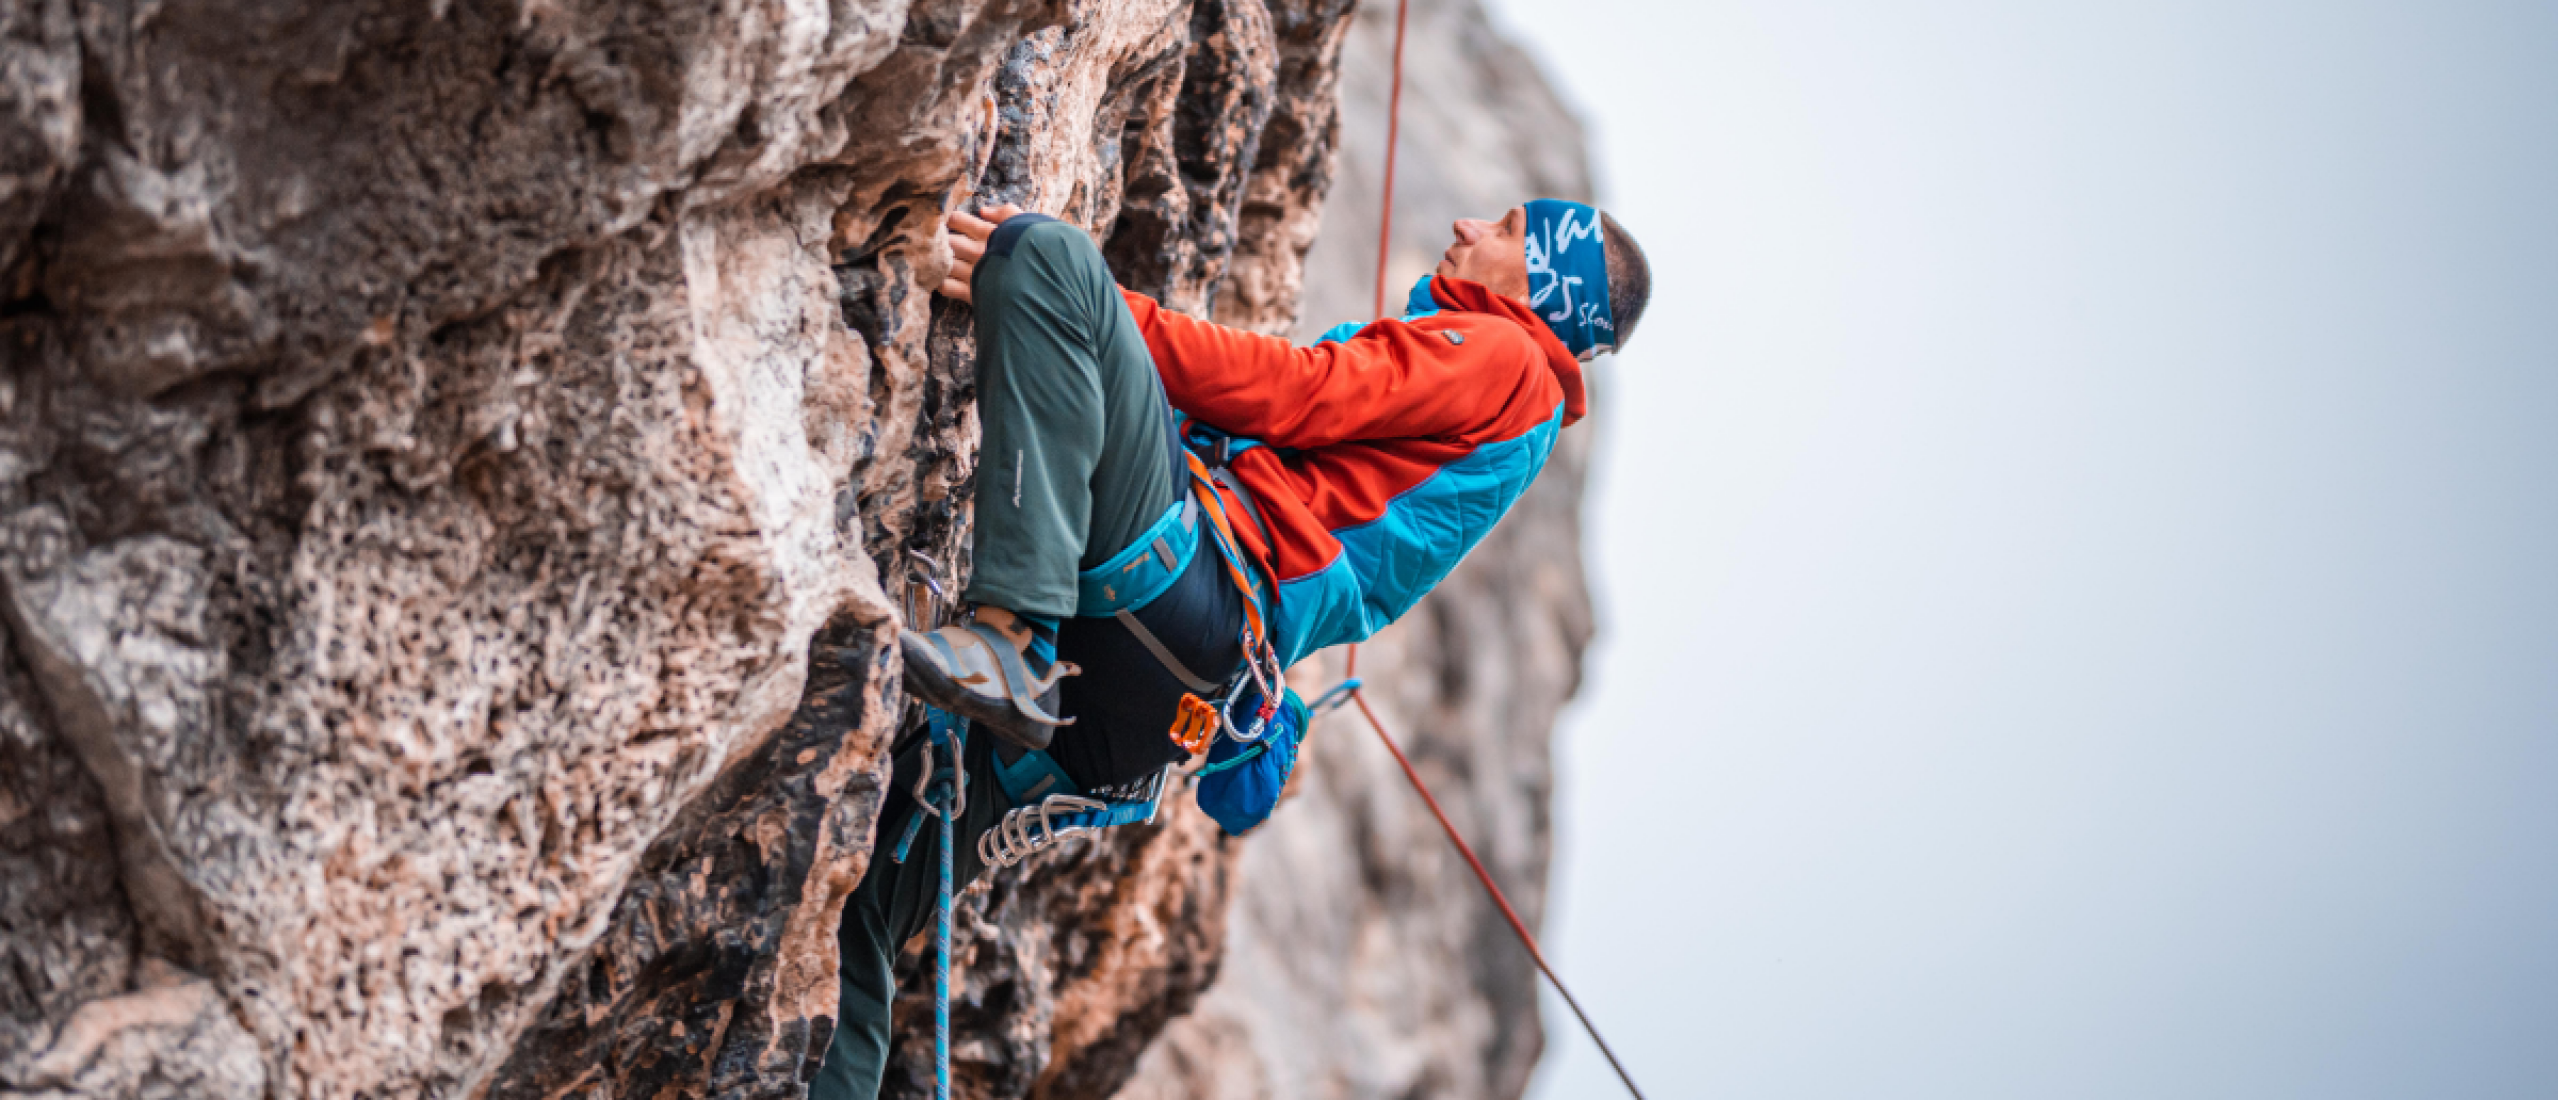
[1217,672,1270,744]
[907,549,949,603]
[1138,764,1173,824]
[910,730,967,821]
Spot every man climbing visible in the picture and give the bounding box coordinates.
[812,197,1650,1097]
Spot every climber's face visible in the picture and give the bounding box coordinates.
[1438,205,1533,302]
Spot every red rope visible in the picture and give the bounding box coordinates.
[1371,0,1410,321]
[1342,652,1648,1099]
[1353,5,1645,1093]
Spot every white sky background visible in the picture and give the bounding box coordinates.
[1467,2,2558,1097]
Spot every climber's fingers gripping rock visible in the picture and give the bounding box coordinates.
[939,203,1028,302]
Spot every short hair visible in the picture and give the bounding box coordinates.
[1600,212,1651,350]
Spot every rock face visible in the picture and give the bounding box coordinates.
[0,0,1589,1095]
[1118,2,1596,1098]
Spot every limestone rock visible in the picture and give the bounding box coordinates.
[0,0,1585,1095]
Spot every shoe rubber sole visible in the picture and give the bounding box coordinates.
[899,630,1053,752]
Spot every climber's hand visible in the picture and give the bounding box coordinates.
[940,203,1029,302]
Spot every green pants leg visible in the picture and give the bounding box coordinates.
[961,215,1182,617]
[811,216,1178,1098]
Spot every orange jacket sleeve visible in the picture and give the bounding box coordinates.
[1119,288,1557,450]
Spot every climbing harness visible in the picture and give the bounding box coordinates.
[1350,3,1649,1095]
[1075,495,1200,617]
[1072,396,1286,754]
[947,384,1307,882]
[889,704,967,1100]
[1094,425,1294,759]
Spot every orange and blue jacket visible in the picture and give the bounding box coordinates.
[1119,274,1589,667]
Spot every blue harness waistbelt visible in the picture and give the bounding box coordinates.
[1074,497,1199,617]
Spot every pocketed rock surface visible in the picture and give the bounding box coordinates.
[0,0,1588,1096]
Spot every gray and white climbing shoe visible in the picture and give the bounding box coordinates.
[898,620,1077,751]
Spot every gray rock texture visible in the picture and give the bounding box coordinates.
[0,0,1589,1096]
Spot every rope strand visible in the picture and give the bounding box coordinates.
[1371,0,1411,321]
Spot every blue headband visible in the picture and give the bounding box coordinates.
[1524,198,1616,358]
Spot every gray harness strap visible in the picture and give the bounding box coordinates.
[1113,604,1222,695]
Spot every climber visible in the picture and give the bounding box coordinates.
[810,198,1650,1097]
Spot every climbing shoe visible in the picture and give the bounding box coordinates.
[898,620,1077,751]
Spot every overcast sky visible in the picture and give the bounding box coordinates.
[1471,2,2558,1097]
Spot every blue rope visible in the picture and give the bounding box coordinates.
[894,706,967,1100]
[935,733,954,1100]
